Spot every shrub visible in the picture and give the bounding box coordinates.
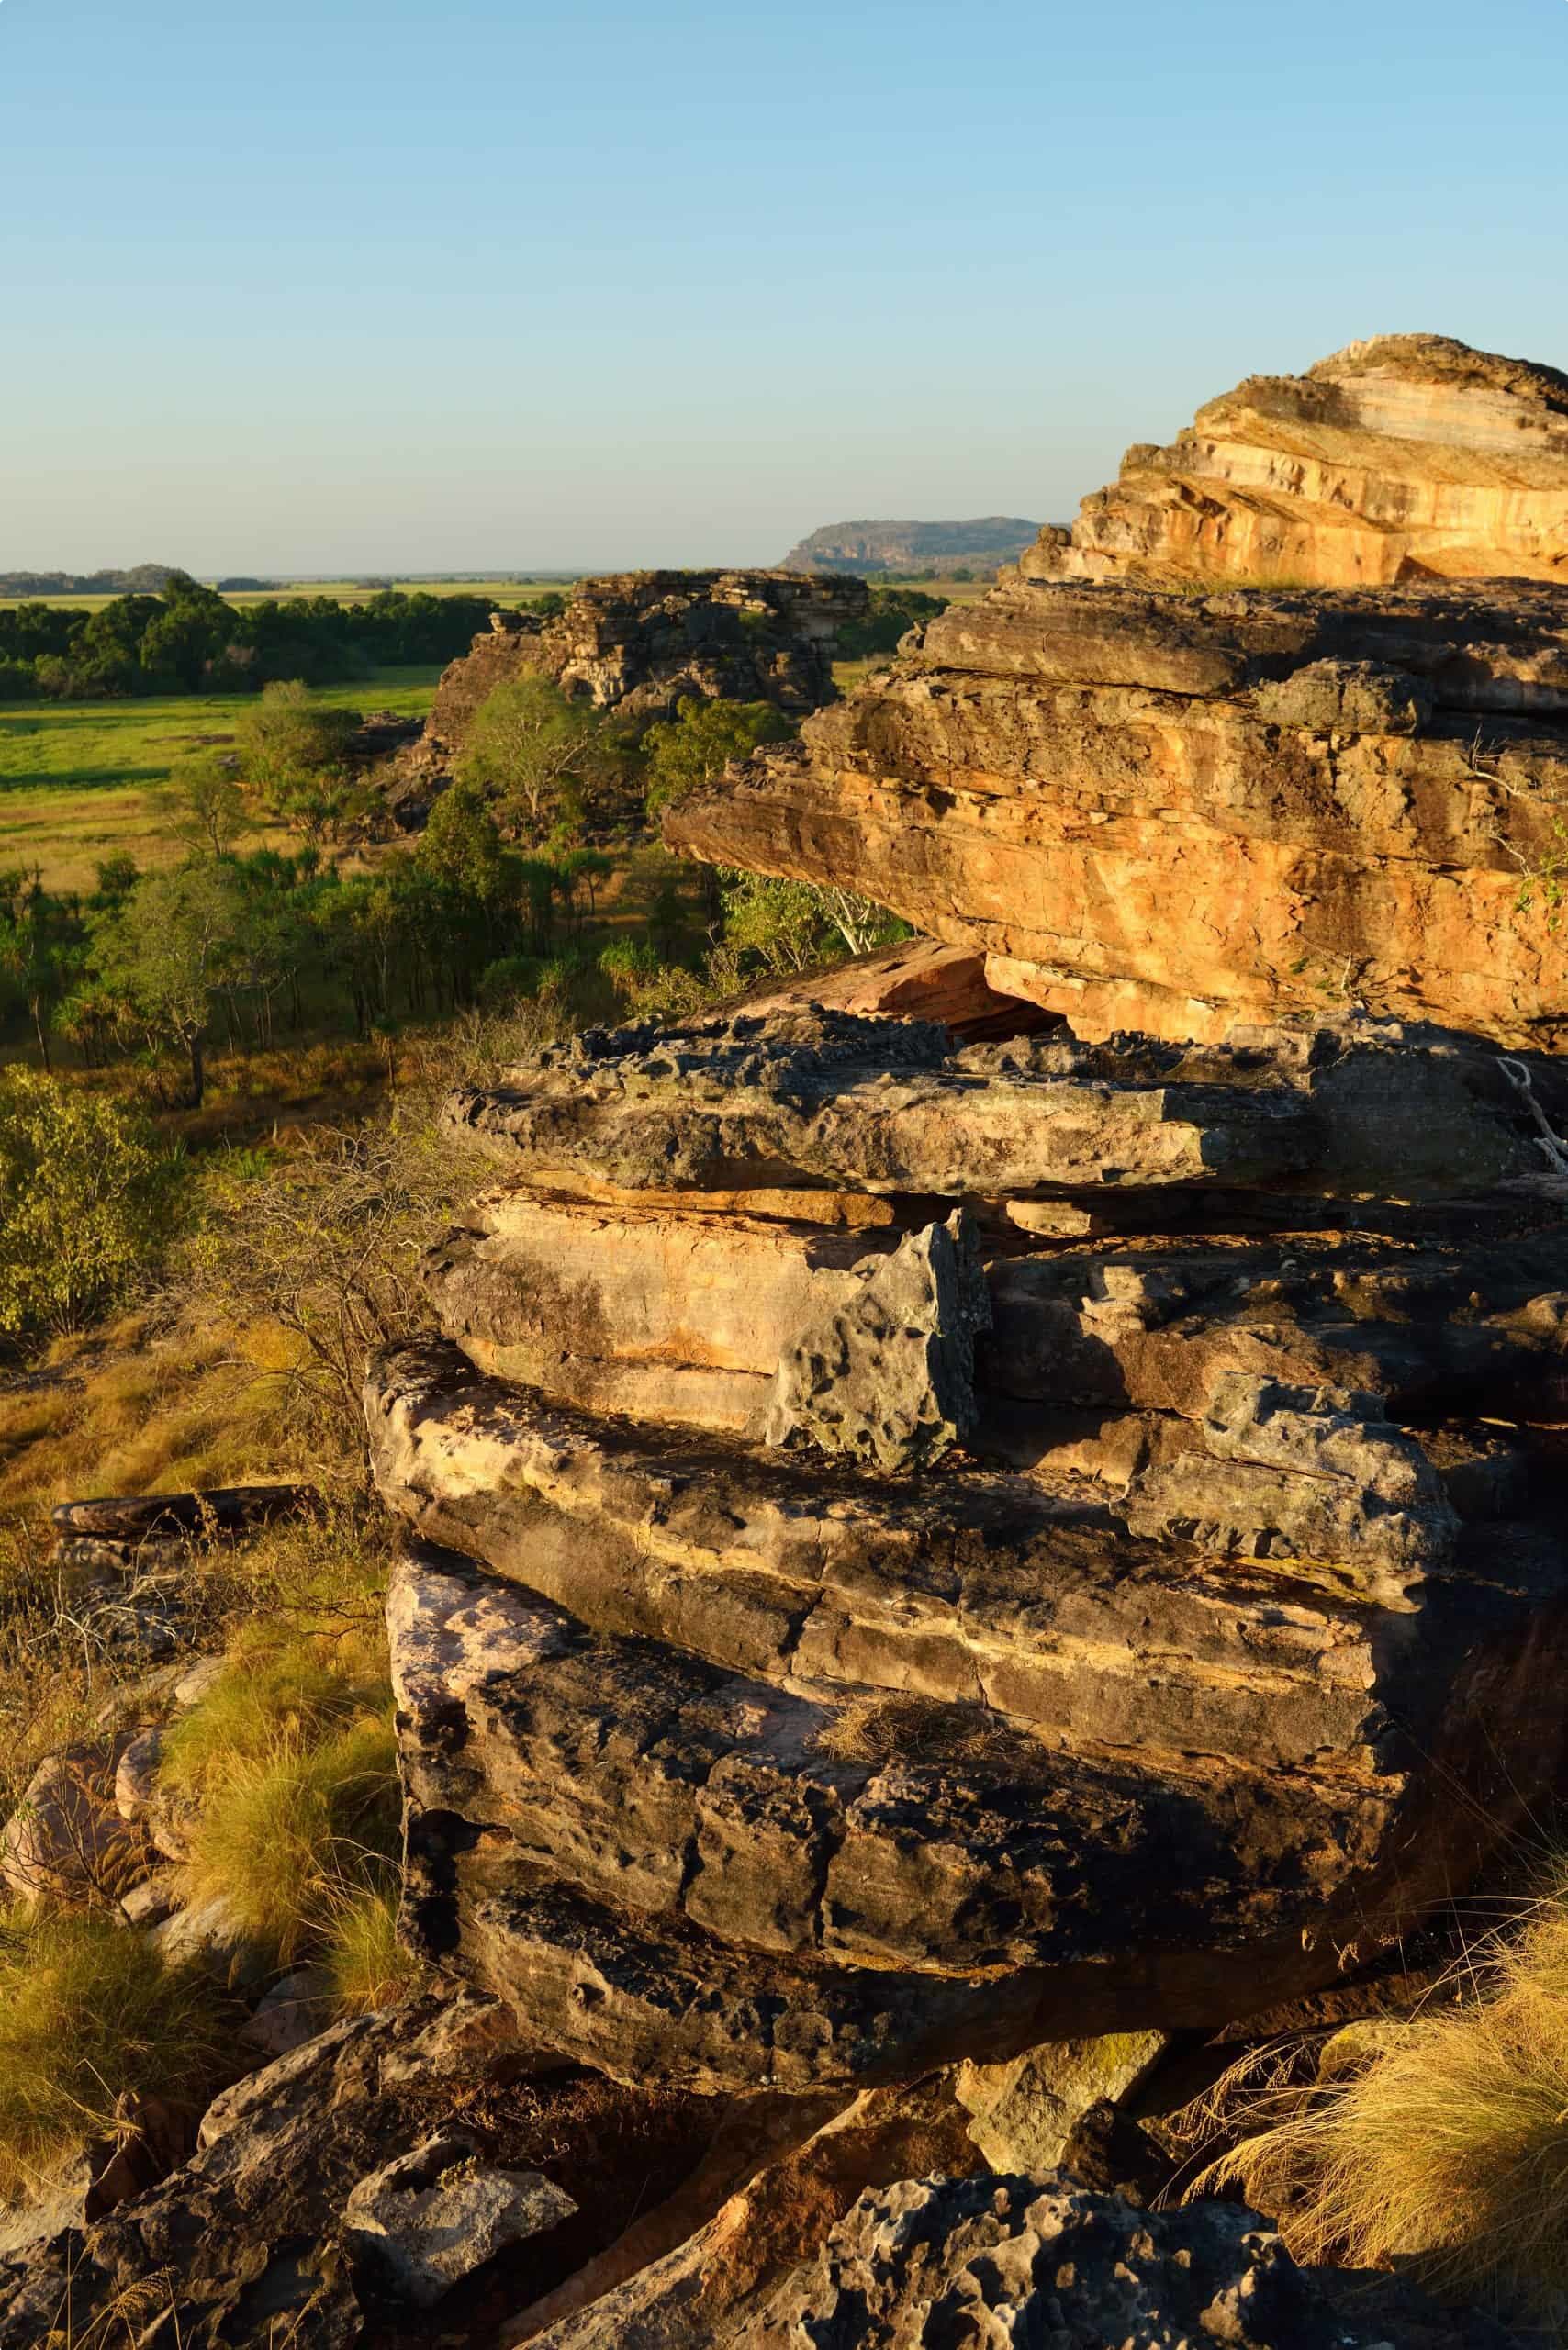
[1193,1874,1568,2328]
[0,1070,180,1340]
[0,1908,227,2205]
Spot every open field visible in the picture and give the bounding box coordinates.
[0,577,576,614]
[0,667,441,892]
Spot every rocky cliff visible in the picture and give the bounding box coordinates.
[1033,334,1568,588]
[387,569,866,827]
[666,575,1568,1044]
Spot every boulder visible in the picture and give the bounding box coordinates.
[663,579,1568,1044]
[1031,333,1568,589]
[342,2128,576,2308]
[954,2031,1168,2173]
[1,1742,151,1906]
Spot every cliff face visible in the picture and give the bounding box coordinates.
[666,575,1568,1045]
[1034,334,1568,588]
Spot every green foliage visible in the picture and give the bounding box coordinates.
[0,867,86,1069]
[94,859,241,1103]
[0,584,492,704]
[0,1908,228,2205]
[717,871,910,979]
[457,675,616,845]
[642,696,792,819]
[235,680,364,842]
[159,1635,389,1801]
[163,752,252,860]
[834,587,948,663]
[0,1069,179,1339]
[321,1884,423,2017]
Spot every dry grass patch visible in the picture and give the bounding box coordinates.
[0,1908,229,2207]
[1193,1874,1568,2333]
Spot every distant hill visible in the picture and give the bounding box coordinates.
[0,563,183,598]
[778,517,1039,576]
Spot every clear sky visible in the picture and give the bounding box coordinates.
[4,0,1566,575]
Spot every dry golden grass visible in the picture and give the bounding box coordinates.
[0,1908,230,2207]
[1192,1876,1568,2333]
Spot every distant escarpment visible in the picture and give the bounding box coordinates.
[779,517,1039,576]
[386,567,865,829]
[1035,333,1568,588]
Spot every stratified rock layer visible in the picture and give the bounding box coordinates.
[370,1006,1568,2097]
[1036,333,1568,588]
[665,576,1568,1042]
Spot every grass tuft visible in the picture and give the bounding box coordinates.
[1191,1874,1568,2331]
[179,1712,400,1968]
[0,1908,228,2207]
[320,1882,422,2017]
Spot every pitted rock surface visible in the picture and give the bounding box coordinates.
[764,1211,990,1470]
[739,2174,1417,2347]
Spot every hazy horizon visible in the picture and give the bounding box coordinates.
[6,0,1567,575]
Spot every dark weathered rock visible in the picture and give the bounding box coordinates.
[738,2174,1516,2350]
[443,1006,1559,1204]
[370,1344,1568,2087]
[51,1484,323,1549]
[342,2129,575,2308]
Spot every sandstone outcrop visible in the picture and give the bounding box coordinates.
[387,569,866,828]
[664,576,1568,1042]
[365,998,1568,2106]
[1033,334,1568,588]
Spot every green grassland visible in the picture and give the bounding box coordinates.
[0,668,441,893]
[0,577,575,613]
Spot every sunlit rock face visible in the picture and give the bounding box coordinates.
[1033,334,1568,589]
[665,576,1568,1043]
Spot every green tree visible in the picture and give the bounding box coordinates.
[163,752,253,860]
[0,870,85,1071]
[0,1069,179,1338]
[456,676,605,845]
[95,862,241,1105]
[236,681,364,843]
[642,697,792,820]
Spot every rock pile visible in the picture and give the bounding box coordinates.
[1033,333,1568,588]
[387,568,866,829]
[365,1000,1568,2107]
[666,574,1568,1042]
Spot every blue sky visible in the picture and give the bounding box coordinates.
[4,0,1566,573]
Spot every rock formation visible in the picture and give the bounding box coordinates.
[665,575,1568,1043]
[387,569,866,829]
[363,999,1568,2112]
[1033,334,1568,588]
[779,518,1039,576]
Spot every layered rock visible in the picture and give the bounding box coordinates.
[388,568,866,827]
[367,1003,1568,2099]
[664,576,1568,1042]
[1034,334,1568,588]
